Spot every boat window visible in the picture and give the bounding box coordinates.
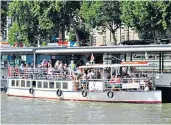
[11,80,15,86]
[26,81,30,87]
[21,80,25,87]
[37,81,42,88]
[43,81,48,88]
[56,82,61,89]
[49,82,54,89]
[32,81,36,88]
[62,82,68,89]
[16,80,20,87]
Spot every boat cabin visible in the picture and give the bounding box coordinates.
[8,79,74,91]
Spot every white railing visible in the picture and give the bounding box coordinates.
[79,77,152,91]
[8,67,154,91]
[8,67,72,80]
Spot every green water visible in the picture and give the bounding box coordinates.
[1,92,171,124]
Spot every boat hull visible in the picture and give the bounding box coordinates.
[7,88,162,104]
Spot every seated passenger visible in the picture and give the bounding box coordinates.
[96,69,101,79]
[110,75,116,84]
[91,70,96,79]
[129,75,135,83]
[87,70,92,79]
[111,75,121,89]
[116,75,121,83]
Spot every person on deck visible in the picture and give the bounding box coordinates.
[69,60,76,75]
[58,61,64,73]
[42,59,47,68]
[81,71,87,90]
[47,60,52,75]
[110,75,121,89]
[110,75,116,84]
[54,60,60,70]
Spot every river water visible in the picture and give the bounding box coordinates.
[1,92,171,124]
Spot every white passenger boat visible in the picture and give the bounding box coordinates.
[4,61,162,104]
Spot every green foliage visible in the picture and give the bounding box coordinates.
[6,0,171,46]
[80,1,121,44]
[41,41,47,46]
[68,30,76,41]
[8,1,38,46]
[79,1,103,25]
[120,1,171,39]
[8,22,19,45]
[8,1,85,46]
[1,1,8,36]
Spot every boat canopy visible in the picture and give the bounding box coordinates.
[0,48,34,54]
[35,45,171,54]
[79,62,149,69]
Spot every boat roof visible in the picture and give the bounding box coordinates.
[1,44,171,54]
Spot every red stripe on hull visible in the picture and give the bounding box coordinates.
[7,94,161,104]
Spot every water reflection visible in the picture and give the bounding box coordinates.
[1,93,171,124]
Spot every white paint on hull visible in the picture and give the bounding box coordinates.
[7,88,162,103]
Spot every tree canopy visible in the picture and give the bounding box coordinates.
[80,1,121,44]
[120,1,171,40]
[4,1,171,46]
[1,1,8,38]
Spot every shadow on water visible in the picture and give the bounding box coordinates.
[1,92,171,124]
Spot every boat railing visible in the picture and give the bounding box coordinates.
[8,67,73,80]
[79,77,151,91]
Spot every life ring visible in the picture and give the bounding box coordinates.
[107,91,114,98]
[4,86,8,93]
[29,88,34,94]
[82,90,87,97]
[56,89,62,97]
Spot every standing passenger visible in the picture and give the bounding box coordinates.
[69,60,76,75]
[54,60,59,69]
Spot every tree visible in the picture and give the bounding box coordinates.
[8,1,38,46]
[8,1,87,46]
[80,1,121,45]
[1,1,8,37]
[55,1,85,46]
[120,1,171,41]
[8,1,61,46]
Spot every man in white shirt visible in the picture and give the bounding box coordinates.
[103,70,109,80]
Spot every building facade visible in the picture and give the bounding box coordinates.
[92,26,140,46]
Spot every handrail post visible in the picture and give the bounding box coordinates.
[33,51,36,79]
